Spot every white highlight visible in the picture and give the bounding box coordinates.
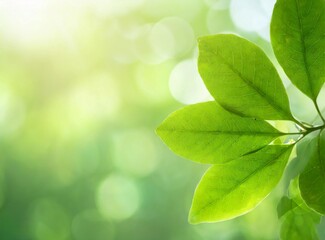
[169,59,213,104]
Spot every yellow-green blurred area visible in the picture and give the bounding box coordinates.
[0,0,324,239]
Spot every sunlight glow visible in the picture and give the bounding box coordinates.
[204,0,229,10]
[230,0,269,32]
[169,59,213,104]
[0,0,59,46]
[206,9,235,34]
[135,62,172,103]
[0,85,25,136]
[68,74,120,124]
[83,0,144,17]
[133,17,194,64]
[230,0,276,41]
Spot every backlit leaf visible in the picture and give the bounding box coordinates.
[198,34,293,120]
[271,0,325,99]
[299,130,325,215]
[157,102,284,164]
[189,145,293,223]
[278,196,320,240]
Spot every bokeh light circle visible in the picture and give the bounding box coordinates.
[141,0,203,21]
[133,17,195,64]
[206,8,235,34]
[149,17,195,60]
[112,129,159,177]
[0,85,25,136]
[67,73,120,126]
[96,174,140,221]
[230,0,269,32]
[0,0,66,47]
[169,59,213,104]
[85,0,144,17]
[29,199,70,240]
[149,23,175,62]
[204,0,229,10]
[135,62,172,103]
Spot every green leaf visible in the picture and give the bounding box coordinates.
[271,0,325,99]
[189,145,293,223]
[278,197,320,240]
[299,130,325,215]
[157,102,284,164]
[279,179,320,219]
[277,196,299,219]
[287,178,312,213]
[198,34,293,120]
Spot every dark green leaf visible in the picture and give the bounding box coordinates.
[277,196,299,219]
[198,34,293,120]
[278,196,320,240]
[157,102,284,164]
[271,0,325,99]
[299,130,325,215]
[189,145,293,223]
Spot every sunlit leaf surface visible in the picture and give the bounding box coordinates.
[189,145,293,223]
[157,102,283,164]
[271,0,325,99]
[198,34,293,120]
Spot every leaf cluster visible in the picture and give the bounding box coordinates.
[157,0,325,238]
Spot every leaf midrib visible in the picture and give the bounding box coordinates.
[293,0,315,98]
[317,133,325,188]
[158,129,281,136]
[193,147,290,218]
[202,45,291,120]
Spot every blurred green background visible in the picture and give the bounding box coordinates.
[0,0,324,239]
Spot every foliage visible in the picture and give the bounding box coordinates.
[277,179,321,240]
[157,0,325,238]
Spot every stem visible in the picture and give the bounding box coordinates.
[313,100,325,124]
[291,117,308,130]
[286,123,325,145]
[293,133,306,145]
[300,121,314,128]
[280,110,325,145]
[282,132,304,135]
[294,125,324,144]
[305,124,324,133]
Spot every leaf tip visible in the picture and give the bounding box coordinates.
[197,36,205,43]
[155,120,166,137]
[188,202,209,224]
[155,124,162,135]
[197,36,206,50]
[188,210,201,225]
